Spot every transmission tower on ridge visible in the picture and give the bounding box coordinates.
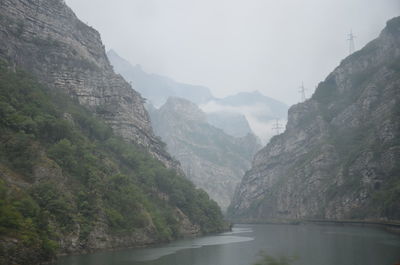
[273,119,284,135]
[347,30,356,55]
[299,82,306,102]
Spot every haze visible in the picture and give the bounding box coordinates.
[65,0,399,105]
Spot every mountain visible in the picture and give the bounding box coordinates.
[206,111,253,138]
[107,50,288,142]
[228,17,400,222]
[0,0,226,264]
[149,98,261,211]
[0,64,226,264]
[0,0,179,170]
[200,91,288,143]
[107,50,213,107]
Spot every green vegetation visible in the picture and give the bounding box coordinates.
[0,179,59,261]
[0,60,225,263]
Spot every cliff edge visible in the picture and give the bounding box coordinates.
[229,17,400,222]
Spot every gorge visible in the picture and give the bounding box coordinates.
[0,0,399,265]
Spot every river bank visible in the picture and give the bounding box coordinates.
[231,218,400,234]
[52,223,400,265]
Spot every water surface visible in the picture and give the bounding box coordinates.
[54,224,400,265]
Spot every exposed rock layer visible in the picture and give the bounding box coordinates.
[0,0,178,169]
[229,17,400,221]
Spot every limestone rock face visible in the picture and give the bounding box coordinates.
[0,0,178,169]
[149,97,261,211]
[228,17,400,221]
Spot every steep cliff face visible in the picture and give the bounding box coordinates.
[229,17,400,221]
[0,0,177,169]
[149,97,261,211]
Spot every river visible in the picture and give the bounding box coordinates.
[54,224,400,265]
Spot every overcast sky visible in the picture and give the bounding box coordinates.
[65,0,399,105]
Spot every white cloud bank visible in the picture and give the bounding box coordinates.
[200,101,287,144]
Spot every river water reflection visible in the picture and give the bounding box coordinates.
[54,224,400,265]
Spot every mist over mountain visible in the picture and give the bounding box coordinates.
[212,91,288,118]
[206,111,253,138]
[201,91,289,143]
[108,50,288,142]
[107,50,213,107]
[1,0,399,264]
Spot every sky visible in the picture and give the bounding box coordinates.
[65,0,399,105]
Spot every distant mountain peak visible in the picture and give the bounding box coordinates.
[107,49,119,57]
[161,97,207,122]
[107,50,213,107]
[250,90,262,95]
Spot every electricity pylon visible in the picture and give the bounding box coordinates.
[299,82,306,102]
[273,119,284,135]
[348,30,356,55]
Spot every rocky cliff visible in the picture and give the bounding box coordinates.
[0,0,178,169]
[0,1,227,264]
[149,97,261,210]
[228,17,400,222]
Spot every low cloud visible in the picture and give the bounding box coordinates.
[200,100,286,144]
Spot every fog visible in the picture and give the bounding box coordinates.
[200,100,286,143]
[65,0,399,105]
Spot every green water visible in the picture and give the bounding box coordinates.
[54,224,400,265]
